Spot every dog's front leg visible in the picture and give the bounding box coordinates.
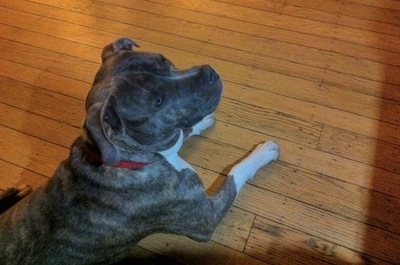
[229,141,279,194]
[159,130,195,171]
[181,141,279,242]
[184,113,215,139]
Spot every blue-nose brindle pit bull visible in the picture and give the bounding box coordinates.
[0,38,279,265]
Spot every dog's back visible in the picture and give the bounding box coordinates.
[0,156,142,265]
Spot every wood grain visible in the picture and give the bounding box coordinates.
[0,0,399,264]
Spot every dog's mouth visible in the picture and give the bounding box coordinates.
[197,66,223,104]
[197,66,223,115]
[177,66,223,128]
[202,78,223,114]
[176,64,223,107]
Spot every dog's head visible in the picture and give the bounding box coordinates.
[83,38,223,166]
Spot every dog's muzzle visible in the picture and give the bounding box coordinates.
[168,64,220,86]
[198,65,221,87]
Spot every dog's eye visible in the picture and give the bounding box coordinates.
[155,96,163,106]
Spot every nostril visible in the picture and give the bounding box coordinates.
[200,65,219,85]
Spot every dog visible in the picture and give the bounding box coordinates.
[0,38,279,265]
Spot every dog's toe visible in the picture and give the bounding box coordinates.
[254,141,280,162]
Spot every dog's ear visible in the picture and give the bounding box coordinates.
[85,98,185,164]
[101,38,140,62]
[85,102,121,166]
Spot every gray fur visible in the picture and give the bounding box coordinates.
[0,38,278,265]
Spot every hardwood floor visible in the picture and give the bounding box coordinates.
[1,0,399,264]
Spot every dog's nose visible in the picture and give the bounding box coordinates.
[200,65,220,85]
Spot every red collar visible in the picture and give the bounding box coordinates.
[113,160,149,169]
[83,143,149,169]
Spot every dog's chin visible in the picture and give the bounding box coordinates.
[204,94,222,117]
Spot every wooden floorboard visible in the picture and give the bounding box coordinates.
[0,0,399,264]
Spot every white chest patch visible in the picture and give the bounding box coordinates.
[158,130,195,172]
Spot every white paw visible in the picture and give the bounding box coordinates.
[252,141,280,165]
[230,141,279,194]
[189,113,215,137]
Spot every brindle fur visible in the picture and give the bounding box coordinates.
[0,38,279,265]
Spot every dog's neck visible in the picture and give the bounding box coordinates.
[83,142,149,169]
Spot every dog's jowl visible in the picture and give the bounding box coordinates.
[0,38,279,265]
